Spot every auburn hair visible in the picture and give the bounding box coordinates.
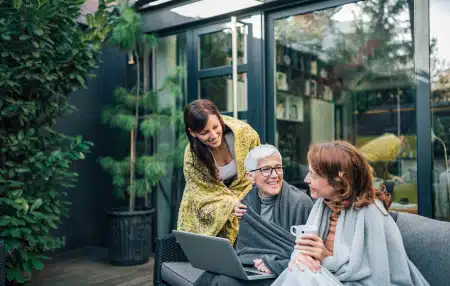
[307,140,391,213]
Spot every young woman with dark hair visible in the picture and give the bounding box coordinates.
[272,141,428,286]
[177,99,260,244]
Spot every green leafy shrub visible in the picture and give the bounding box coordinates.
[0,0,114,283]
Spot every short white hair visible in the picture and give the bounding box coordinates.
[244,144,282,172]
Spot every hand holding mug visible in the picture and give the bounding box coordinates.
[295,233,331,262]
[289,252,321,273]
[290,225,318,238]
[289,224,322,272]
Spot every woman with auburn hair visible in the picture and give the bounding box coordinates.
[177,99,260,245]
[272,141,428,286]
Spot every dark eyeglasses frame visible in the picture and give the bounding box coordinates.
[249,165,285,177]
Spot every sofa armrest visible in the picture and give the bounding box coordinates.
[153,233,188,286]
[395,212,450,286]
[1,239,5,286]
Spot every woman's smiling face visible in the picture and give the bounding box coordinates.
[188,114,223,149]
[247,154,284,197]
[304,164,336,199]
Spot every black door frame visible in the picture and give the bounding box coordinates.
[265,0,433,217]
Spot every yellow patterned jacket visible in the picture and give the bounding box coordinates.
[177,116,261,244]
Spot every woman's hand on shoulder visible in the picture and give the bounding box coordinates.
[234,202,247,219]
[295,233,331,262]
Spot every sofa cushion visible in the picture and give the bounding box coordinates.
[161,262,205,286]
[396,212,450,286]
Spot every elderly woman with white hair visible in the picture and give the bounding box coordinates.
[194,144,313,286]
[235,144,313,275]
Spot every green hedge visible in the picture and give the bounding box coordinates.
[0,0,113,283]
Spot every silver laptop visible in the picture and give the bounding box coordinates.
[173,230,277,280]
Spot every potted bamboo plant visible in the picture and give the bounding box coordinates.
[99,0,185,265]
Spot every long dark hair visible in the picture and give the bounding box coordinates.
[307,141,392,213]
[184,99,226,180]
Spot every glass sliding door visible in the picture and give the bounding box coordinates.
[269,0,418,212]
[193,21,249,118]
[199,26,247,69]
[199,73,248,112]
[190,14,264,134]
[430,0,450,221]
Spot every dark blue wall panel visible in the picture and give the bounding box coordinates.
[55,45,128,250]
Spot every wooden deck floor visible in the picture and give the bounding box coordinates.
[28,247,154,286]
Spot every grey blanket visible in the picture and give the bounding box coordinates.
[194,181,313,286]
[272,199,430,286]
[236,181,313,275]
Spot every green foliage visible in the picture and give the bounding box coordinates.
[110,0,142,50]
[99,0,185,210]
[99,68,186,204]
[109,0,157,53]
[1,0,113,283]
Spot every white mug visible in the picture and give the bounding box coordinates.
[290,225,318,238]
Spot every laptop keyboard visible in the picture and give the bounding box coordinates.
[245,270,264,276]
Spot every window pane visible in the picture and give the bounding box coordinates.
[199,26,247,69]
[274,0,417,212]
[431,0,450,221]
[199,73,247,112]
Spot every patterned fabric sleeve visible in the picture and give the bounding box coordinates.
[177,147,238,238]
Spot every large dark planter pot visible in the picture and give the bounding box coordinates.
[106,208,155,266]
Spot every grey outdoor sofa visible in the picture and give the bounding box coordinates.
[154,211,450,286]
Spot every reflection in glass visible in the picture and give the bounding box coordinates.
[274,1,417,212]
[199,73,247,112]
[431,0,450,221]
[199,26,247,69]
